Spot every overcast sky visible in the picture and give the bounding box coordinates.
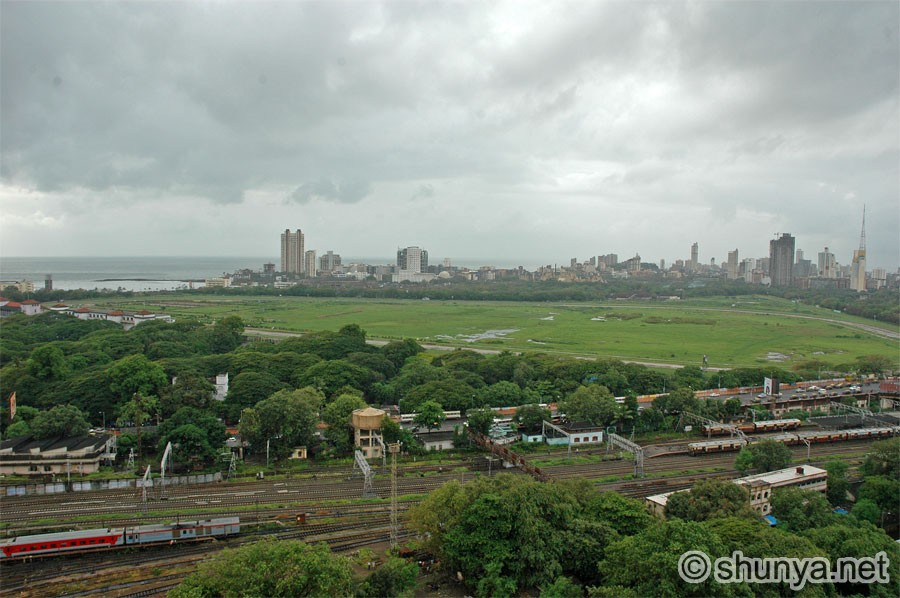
[2,1,898,270]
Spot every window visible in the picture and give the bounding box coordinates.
[44,465,53,472]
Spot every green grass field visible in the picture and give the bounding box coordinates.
[91,294,898,370]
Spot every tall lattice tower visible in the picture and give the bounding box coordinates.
[851,206,867,292]
[388,442,401,551]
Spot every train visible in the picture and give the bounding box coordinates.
[688,426,899,456]
[700,418,802,436]
[0,517,240,560]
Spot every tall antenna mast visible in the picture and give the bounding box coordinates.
[858,205,866,253]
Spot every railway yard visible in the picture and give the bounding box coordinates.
[0,433,890,598]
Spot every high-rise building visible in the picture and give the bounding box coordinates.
[305,250,317,277]
[726,249,739,280]
[817,247,836,278]
[319,250,341,273]
[769,233,795,287]
[690,242,699,272]
[44,274,52,292]
[397,246,428,273]
[598,254,618,269]
[280,229,305,274]
[850,207,867,292]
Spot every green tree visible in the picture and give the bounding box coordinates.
[825,460,850,506]
[514,403,550,434]
[860,438,900,480]
[380,338,424,369]
[25,345,69,380]
[734,447,755,474]
[322,394,368,454]
[223,371,285,420]
[734,439,792,474]
[561,384,616,426]
[3,419,31,439]
[802,523,900,598]
[158,372,215,418]
[770,487,838,532]
[170,538,354,598]
[855,354,892,375]
[163,424,215,470]
[414,400,445,432]
[665,479,756,522]
[295,359,381,398]
[851,499,881,525]
[478,381,524,407]
[355,557,418,598]
[107,354,167,400]
[599,519,736,597]
[197,316,245,354]
[582,491,655,536]
[117,393,158,458]
[655,387,700,415]
[30,404,90,438]
[157,407,225,466]
[466,407,495,436]
[436,476,581,595]
[401,378,475,413]
[541,576,583,598]
[240,387,323,460]
[858,475,900,526]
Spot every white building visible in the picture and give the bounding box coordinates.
[646,465,828,517]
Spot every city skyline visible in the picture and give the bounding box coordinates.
[1,2,898,270]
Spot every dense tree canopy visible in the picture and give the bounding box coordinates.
[171,538,354,598]
[240,387,323,459]
[665,479,756,522]
[30,404,90,438]
[735,440,793,474]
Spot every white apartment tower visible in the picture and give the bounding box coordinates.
[397,246,428,273]
[280,229,305,274]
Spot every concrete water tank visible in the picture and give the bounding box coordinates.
[352,407,385,431]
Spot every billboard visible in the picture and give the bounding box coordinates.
[763,378,780,396]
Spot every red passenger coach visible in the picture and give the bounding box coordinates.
[0,529,123,558]
[0,517,240,560]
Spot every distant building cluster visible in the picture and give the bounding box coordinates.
[246,215,891,290]
[0,299,174,330]
[4,211,892,295]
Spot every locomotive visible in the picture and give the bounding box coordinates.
[0,517,240,560]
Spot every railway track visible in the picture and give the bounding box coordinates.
[0,436,886,596]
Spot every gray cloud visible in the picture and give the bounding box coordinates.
[1,1,897,269]
[289,179,372,204]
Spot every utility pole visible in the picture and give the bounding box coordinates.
[388,442,401,551]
